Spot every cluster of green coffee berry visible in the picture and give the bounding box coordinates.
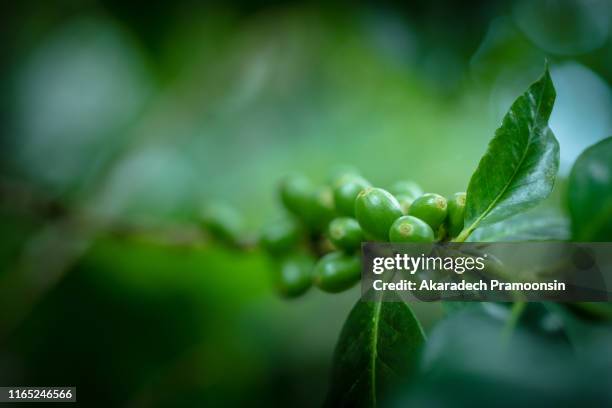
[253,168,466,298]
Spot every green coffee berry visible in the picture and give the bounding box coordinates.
[328,164,360,185]
[408,193,448,231]
[280,175,335,230]
[313,251,361,293]
[302,186,336,231]
[333,175,371,217]
[388,215,435,242]
[389,181,423,200]
[328,217,364,252]
[279,174,314,216]
[395,193,414,215]
[274,254,314,298]
[354,187,403,241]
[260,217,301,254]
[446,192,466,237]
[200,203,244,245]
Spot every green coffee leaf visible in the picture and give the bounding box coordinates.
[568,137,612,241]
[544,303,612,357]
[569,302,612,320]
[467,208,569,242]
[324,298,425,408]
[458,69,559,241]
[393,304,610,406]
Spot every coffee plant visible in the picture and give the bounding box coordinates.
[201,68,612,407]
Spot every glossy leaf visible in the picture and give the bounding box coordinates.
[324,298,425,408]
[389,305,612,407]
[458,69,559,241]
[467,208,569,242]
[423,304,570,372]
[544,303,612,361]
[568,137,612,241]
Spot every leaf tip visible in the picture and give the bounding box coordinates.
[541,60,554,90]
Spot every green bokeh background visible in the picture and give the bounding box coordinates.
[0,1,611,406]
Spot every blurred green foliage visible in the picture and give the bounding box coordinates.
[0,0,611,406]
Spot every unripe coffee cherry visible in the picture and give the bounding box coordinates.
[279,174,314,216]
[328,165,360,185]
[408,193,448,231]
[389,215,435,242]
[280,175,335,231]
[333,176,371,217]
[274,254,314,298]
[313,251,361,293]
[260,217,301,255]
[200,203,244,245]
[355,187,403,241]
[446,192,466,237]
[389,181,423,200]
[302,186,336,231]
[328,217,364,252]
